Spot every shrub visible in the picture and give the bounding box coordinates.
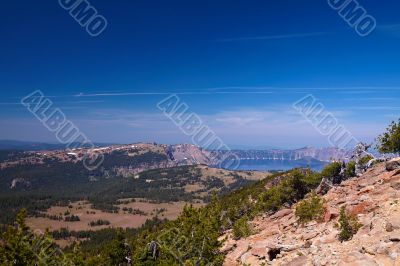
[344,161,356,178]
[377,119,400,155]
[64,215,80,222]
[105,230,129,265]
[338,206,362,242]
[0,209,80,265]
[295,193,325,224]
[89,219,111,227]
[233,215,252,239]
[257,169,322,213]
[321,162,342,183]
[359,155,373,166]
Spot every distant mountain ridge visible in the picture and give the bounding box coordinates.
[0,140,112,151]
[0,140,350,165]
[227,146,351,162]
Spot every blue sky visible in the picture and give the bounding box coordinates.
[0,0,399,148]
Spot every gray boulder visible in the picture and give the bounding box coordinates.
[386,158,400,171]
[315,177,333,195]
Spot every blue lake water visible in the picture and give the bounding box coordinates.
[225,159,328,172]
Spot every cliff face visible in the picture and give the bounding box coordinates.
[228,147,350,162]
[167,144,212,165]
[222,159,400,266]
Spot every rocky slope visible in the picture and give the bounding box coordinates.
[222,159,400,266]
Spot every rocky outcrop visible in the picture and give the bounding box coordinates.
[167,144,212,165]
[315,178,333,195]
[223,162,400,265]
[386,158,400,172]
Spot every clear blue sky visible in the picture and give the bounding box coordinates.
[0,0,399,148]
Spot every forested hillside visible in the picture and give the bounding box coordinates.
[0,158,267,226]
[0,167,323,265]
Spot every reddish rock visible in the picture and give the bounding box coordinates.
[357,224,371,235]
[349,201,372,215]
[359,185,375,194]
[223,162,400,266]
[324,207,339,222]
[286,255,308,266]
[373,255,394,266]
[282,215,297,229]
[302,231,318,241]
[388,213,400,229]
[318,231,337,244]
[395,256,400,266]
[270,208,292,220]
[229,242,250,261]
[251,246,267,258]
[260,228,280,237]
[391,181,400,190]
[394,169,400,176]
[389,233,400,242]
[341,251,377,265]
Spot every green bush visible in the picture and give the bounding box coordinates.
[257,169,322,213]
[295,193,325,224]
[377,119,400,154]
[104,230,129,265]
[359,155,373,166]
[321,162,342,183]
[338,206,362,242]
[0,209,82,265]
[256,169,321,212]
[132,204,225,265]
[344,161,356,178]
[233,215,252,239]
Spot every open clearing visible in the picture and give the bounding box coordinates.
[26,199,203,232]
